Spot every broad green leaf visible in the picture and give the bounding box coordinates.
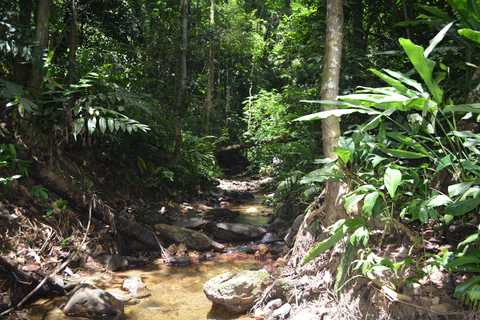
[334,147,350,165]
[380,147,428,159]
[399,38,443,103]
[74,118,84,135]
[87,117,97,135]
[107,118,114,132]
[445,103,480,113]
[427,195,453,208]
[444,197,480,216]
[338,137,355,162]
[301,165,345,183]
[424,22,454,58]
[417,4,452,21]
[383,69,425,93]
[384,168,401,198]
[449,182,473,198]
[369,69,409,96]
[447,257,480,270]
[344,194,365,213]
[295,108,370,121]
[419,206,428,223]
[435,154,456,172]
[370,155,386,168]
[99,117,106,134]
[459,29,480,44]
[385,132,429,155]
[363,192,380,218]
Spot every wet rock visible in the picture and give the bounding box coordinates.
[210,239,227,252]
[203,269,271,314]
[270,303,291,319]
[284,214,305,248]
[264,298,283,314]
[207,208,240,221]
[62,283,124,317]
[271,243,287,255]
[172,217,207,229]
[211,223,267,242]
[165,256,191,267]
[155,223,212,251]
[122,274,146,297]
[95,254,129,271]
[261,232,284,244]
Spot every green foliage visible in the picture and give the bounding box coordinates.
[297,6,480,301]
[29,185,48,199]
[0,144,29,187]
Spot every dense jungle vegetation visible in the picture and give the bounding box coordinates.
[4,0,480,317]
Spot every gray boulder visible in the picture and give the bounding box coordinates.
[155,223,212,251]
[203,269,271,314]
[62,283,124,317]
[212,223,267,242]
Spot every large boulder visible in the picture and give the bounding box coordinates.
[203,269,271,314]
[211,223,267,242]
[62,283,124,317]
[154,223,212,251]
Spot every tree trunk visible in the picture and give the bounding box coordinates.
[320,0,348,224]
[172,0,189,164]
[289,0,347,269]
[65,0,77,126]
[13,0,33,86]
[28,0,50,94]
[204,0,215,135]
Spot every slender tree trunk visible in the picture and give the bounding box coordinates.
[204,0,215,135]
[28,0,50,94]
[65,0,77,137]
[13,0,33,86]
[320,0,347,223]
[172,0,189,164]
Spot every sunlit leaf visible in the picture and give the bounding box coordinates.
[384,168,402,199]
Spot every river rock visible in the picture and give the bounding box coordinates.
[173,217,207,229]
[211,223,267,241]
[95,254,129,271]
[207,208,240,221]
[203,269,271,314]
[62,283,124,317]
[122,274,146,296]
[271,302,291,319]
[155,223,212,251]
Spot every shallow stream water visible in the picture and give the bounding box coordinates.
[26,196,272,320]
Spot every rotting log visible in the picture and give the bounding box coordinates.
[29,158,165,251]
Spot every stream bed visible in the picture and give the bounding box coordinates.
[26,195,273,320]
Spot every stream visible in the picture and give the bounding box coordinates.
[25,194,273,320]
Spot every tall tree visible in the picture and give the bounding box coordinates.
[320,0,347,222]
[204,0,215,135]
[172,0,190,164]
[28,0,50,94]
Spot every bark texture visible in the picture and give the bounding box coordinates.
[320,0,348,224]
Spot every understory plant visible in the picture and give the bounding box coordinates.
[297,16,480,307]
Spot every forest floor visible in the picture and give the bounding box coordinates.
[0,153,479,320]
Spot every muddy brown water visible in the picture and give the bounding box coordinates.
[25,197,272,320]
